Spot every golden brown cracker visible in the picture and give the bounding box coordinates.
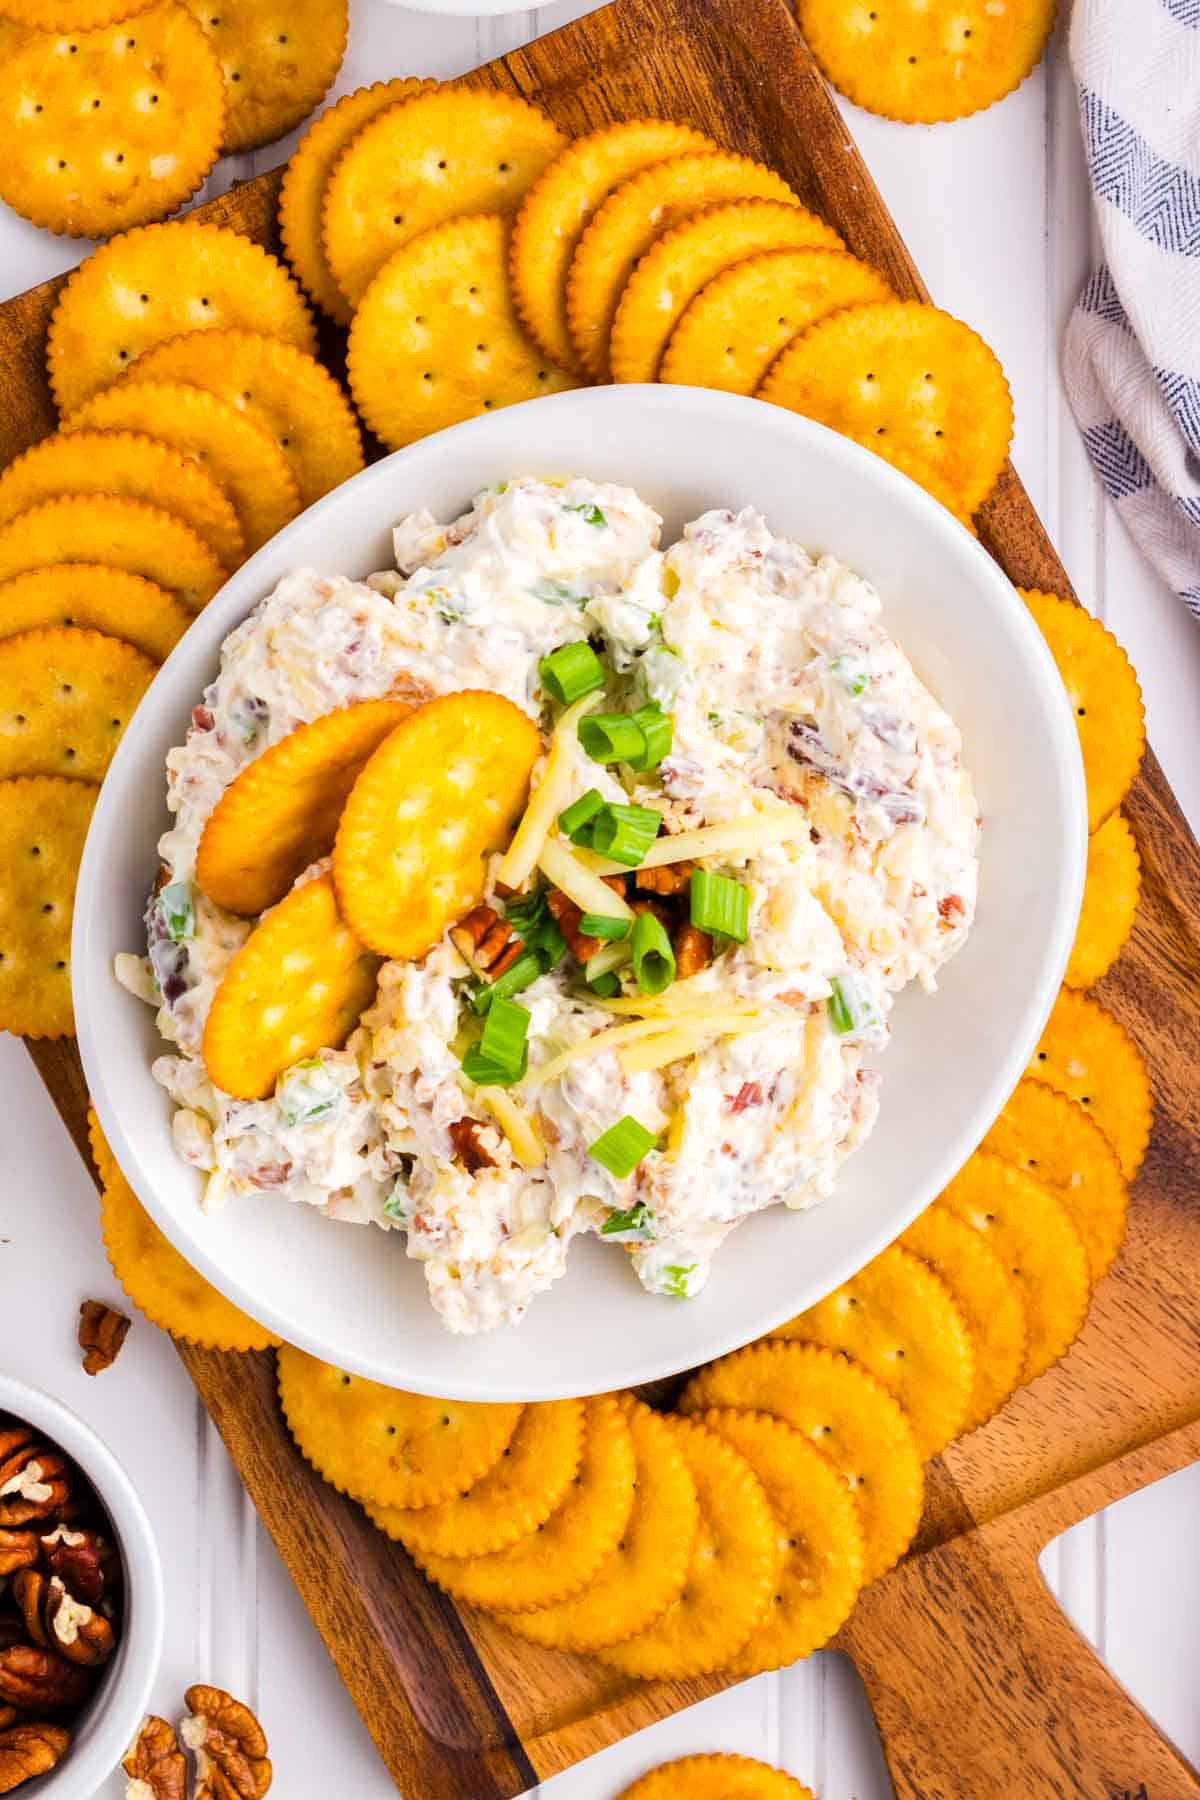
[201,871,379,1101]
[1030,987,1152,1180]
[0,4,224,238]
[0,564,190,662]
[679,1339,923,1582]
[279,77,437,325]
[599,1416,781,1681]
[123,329,363,507]
[0,430,243,571]
[759,299,1012,512]
[847,431,979,531]
[415,1395,635,1613]
[196,699,414,917]
[1066,811,1140,989]
[368,1398,585,1560]
[323,87,566,307]
[511,119,716,373]
[346,213,578,452]
[0,625,155,783]
[940,1150,1092,1384]
[47,219,317,414]
[799,0,1057,124]
[495,1397,699,1653]
[0,776,95,1038]
[984,1077,1129,1282]
[65,380,302,555]
[0,492,224,610]
[566,151,806,380]
[0,0,154,28]
[617,1757,814,1800]
[333,689,541,960]
[902,1202,1027,1432]
[180,0,347,154]
[611,198,847,384]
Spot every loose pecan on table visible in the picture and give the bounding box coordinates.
[181,1685,272,1800]
[0,1723,70,1796]
[122,1714,187,1800]
[0,1433,71,1529]
[78,1299,132,1376]
[0,1644,93,1712]
[11,1570,115,1667]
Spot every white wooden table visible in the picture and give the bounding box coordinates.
[3,4,1199,1794]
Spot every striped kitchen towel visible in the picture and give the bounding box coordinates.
[1064,0,1200,619]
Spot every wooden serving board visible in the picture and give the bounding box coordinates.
[9,0,1200,1793]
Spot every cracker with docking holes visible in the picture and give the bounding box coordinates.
[1066,811,1141,989]
[700,1408,865,1674]
[1029,987,1152,1180]
[0,625,155,783]
[566,151,806,380]
[197,698,417,917]
[279,78,437,324]
[984,1077,1129,1282]
[0,0,153,28]
[617,1757,814,1800]
[0,776,96,1038]
[772,1241,975,1459]
[202,871,379,1101]
[0,430,242,571]
[65,380,301,554]
[902,1202,1028,1432]
[179,0,347,154]
[848,431,978,532]
[611,197,849,384]
[679,1339,923,1582]
[0,493,223,611]
[90,1110,279,1349]
[494,1396,699,1653]
[0,4,224,238]
[511,119,716,373]
[323,87,566,307]
[415,1395,635,1613]
[660,244,892,395]
[0,565,190,662]
[368,1398,585,1560]
[798,0,1057,124]
[940,1151,1092,1383]
[333,688,541,960]
[47,219,316,414]
[277,1340,523,1508]
[347,213,579,452]
[1021,590,1145,832]
[759,299,1012,513]
[122,330,363,508]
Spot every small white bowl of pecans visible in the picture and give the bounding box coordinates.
[0,1375,163,1797]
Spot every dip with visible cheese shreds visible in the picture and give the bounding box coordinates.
[117,475,978,1334]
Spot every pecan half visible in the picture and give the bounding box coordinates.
[39,1527,109,1608]
[0,1530,38,1579]
[0,1645,93,1712]
[0,1723,70,1795]
[123,1714,187,1800]
[0,1438,70,1529]
[673,922,713,980]
[11,1572,49,1649]
[447,1118,498,1174]
[545,888,601,963]
[181,1686,272,1800]
[78,1300,132,1376]
[448,904,523,978]
[635,860,694,896]
[15,1574,114,1668]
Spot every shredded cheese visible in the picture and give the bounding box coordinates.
[527,1006,765,1087]
[582,809,811,876]
[475,1087,545,1169]
[537,833,634,921]
[496,691,602,890]
[619,1026,710,1075]
[591,980,728,1018]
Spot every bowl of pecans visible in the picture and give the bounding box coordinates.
[0,1376,163,1797]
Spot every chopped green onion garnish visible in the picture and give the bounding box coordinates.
[540,640,605,706]
[591,801,660,867]
[689,870,749,943]
[565,501,606,526]
[589,1116,658,1179]
[159,882,194,941]
[473,949,543,1013]
[661,1263,697,1299]
[579,912,631,941]
[630,910,676,995]
[462,996,530,1086]
[827,974,880,1038]
[600,1200,654,1241]
[579,711,646,764]
[504,886,567,971]
[587,971,621,998]
[585,941,631,983]
[626,702,674,772]
[558,788,605,843]
[831,654,870,696]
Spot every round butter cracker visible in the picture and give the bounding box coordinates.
[0,775,96,1038]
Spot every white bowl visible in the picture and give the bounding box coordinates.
[0,1375,164,1797]
[75,385,1086,1400]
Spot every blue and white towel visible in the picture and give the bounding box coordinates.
[1064,0,1200,619]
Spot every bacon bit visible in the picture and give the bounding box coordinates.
[546,889,601,963]
[938,894,966,921]
[728,1082,763,1114]
[674,922,713,979]
[635,861,694,896]
[250,1161,293,1189]
[448,1119,497,1173]
[450,904,522,976]
[191,705,215,732]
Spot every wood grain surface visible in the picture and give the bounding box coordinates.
[10,0,1200,1794]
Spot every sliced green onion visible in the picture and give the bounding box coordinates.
[831,653,870,696]
[538,919,568,972]
[587,971,621,998]
[558,788,605,843]
[540,640,605,706]
[159,881,194,941]
[579,912,631,941]
[600,1199,653,1241]
[591,802,660,867]
[579,711,646,765]
[504,887,567,971]
[661,1263,697,1299]
[462,996,530,1086]
[589,1115,658,1179]
[827,974,880,1038]
[626,702,674,772]
[565,501,606,526]
[689,870,749,943]
[585,941,631,983]
[630,910,676,995]
[473,949,543,1013]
